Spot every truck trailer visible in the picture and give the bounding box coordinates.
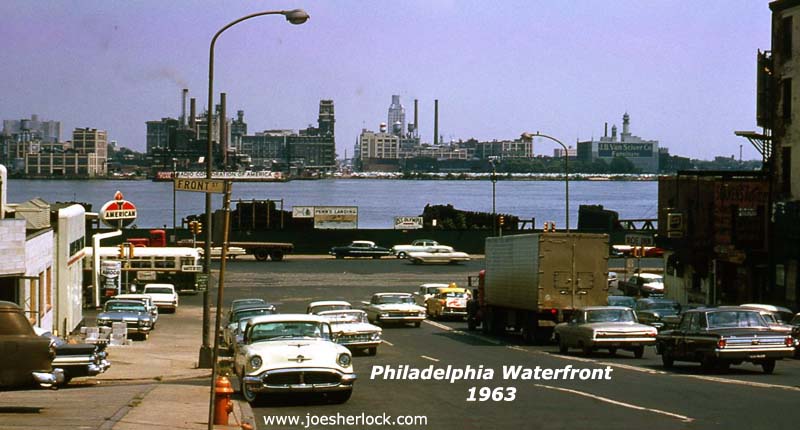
[473,233,609,343]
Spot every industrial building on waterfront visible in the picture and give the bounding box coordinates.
[577,113,660,173]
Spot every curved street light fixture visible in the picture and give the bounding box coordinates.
[520,131,569,233]
[203,10,309,429]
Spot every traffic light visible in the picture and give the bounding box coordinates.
[498,216,505,227]
[118,243,125,258]
[195,221,202,235]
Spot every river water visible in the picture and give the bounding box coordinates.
[6,179,657,229]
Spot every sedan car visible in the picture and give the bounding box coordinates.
[34,327,111,385]
[223,304,278,352]
[554,306,657,358]
[318,309,382,356]
[635,298,682,330]
[307,301,353,314]
[230,298,268,315]
[96,299,154,340]
[329,241,392,259]
[142,283,179,313]
[425,288,470,320]
[621,273,664,297]
[413,283,452,306]
[390,239,440,258]
[362,293,426,327]
[0,301,63,388]
[656,307,795,373]
[234,314,356,404]
[407,246,471,264]
[114,293,159,326]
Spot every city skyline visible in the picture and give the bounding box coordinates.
[0,1,770,160]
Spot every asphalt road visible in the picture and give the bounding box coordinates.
[208,256,799,430]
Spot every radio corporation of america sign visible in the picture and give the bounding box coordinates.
[99,191,137,228]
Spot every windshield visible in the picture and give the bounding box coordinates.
[608,297,636,307]
[641,275,664,283]
[647,301,680,311]
[325,311,369,324]
[145,287,173,294]
[249,321,330,342]
[105,302,146,313]
[377,295,415,305]
[234,308,274,322]
[310,304,351,313]
[442,292,468,298]
[586,309,636,323]
[706,311,767,328]
[791,314,800,325]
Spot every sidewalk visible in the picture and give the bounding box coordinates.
[90,301,255,430]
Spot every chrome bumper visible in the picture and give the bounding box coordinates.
[243,368,356,393]
[715,346,795,360]
[32,368,65,388]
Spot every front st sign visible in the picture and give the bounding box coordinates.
[174,178,225,194]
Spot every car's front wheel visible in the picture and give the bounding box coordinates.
[396,252,407,259]
[762,359,776,374]
[240,377,261,404]
[661,346,674,368]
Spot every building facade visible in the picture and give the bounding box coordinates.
[577,113,660,173]
[23,128,108,177]
[388,95,406,136]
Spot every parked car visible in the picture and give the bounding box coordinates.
[791,313,800,356]
[199,246,247,260]
[34,327,110,385]
[621,273,664,297]
[554,306,657,358]
[307,301,352,314]
[635,298,682,330]
[318,309,382,356]
[425,288,470,320]
[407,245,471,264]
[329,241,392,259]
[0,301,63,388]
[607,295,636,308]
[96,299,155,340]
[234,314,356,404]
[230,298,268,315]
[739,304,794,324]
[413,283,452,306]
[390,239,440,258]
[656,307,795,373]
[142,283,179,313]
[223,304,277,351]
[114,293,159,325]
[362,293,426,327]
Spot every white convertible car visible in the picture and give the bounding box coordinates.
[362,293,426,327]
[235,314,356,404]
[318,309,382,356]
[407,245,471,264]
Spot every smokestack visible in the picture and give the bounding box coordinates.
[434,99,439,146]
[414,99,419,137]
[604,122,608,138]
[220,92,227,169]
[189,98,196,131]
[181,88,188,127]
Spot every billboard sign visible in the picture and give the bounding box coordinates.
[292,206,315,218]
[99,191,137,228]
[394,216,424,229]
[314,206,358,229]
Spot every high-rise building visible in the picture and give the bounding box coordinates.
[318,100,335,137]
[387,95,405,137]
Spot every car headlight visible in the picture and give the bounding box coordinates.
[380,313,389,317]
[337,353,352,367]
[249,355,263,370]
[140,319,151,326]
[652,312,661,320]
[371,332,381,341]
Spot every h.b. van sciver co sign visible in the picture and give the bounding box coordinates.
[99,191,138,228]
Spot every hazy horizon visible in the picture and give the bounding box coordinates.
[0,1,772,161]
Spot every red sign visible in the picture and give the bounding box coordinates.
[100,191,138,228]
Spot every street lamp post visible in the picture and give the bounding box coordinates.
[200,9,309,429]
[520,132,569,232]
[172,158,177,243]
[489,157,498,236]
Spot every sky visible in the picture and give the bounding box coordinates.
[0,0,773,161]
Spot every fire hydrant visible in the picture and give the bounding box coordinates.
[214,375,235,425]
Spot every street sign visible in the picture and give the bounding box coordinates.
[625,234,653,246]
[99,191,137,228]
[394,216,423,229]
[292,206,315,218]
[174,178,225,194]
